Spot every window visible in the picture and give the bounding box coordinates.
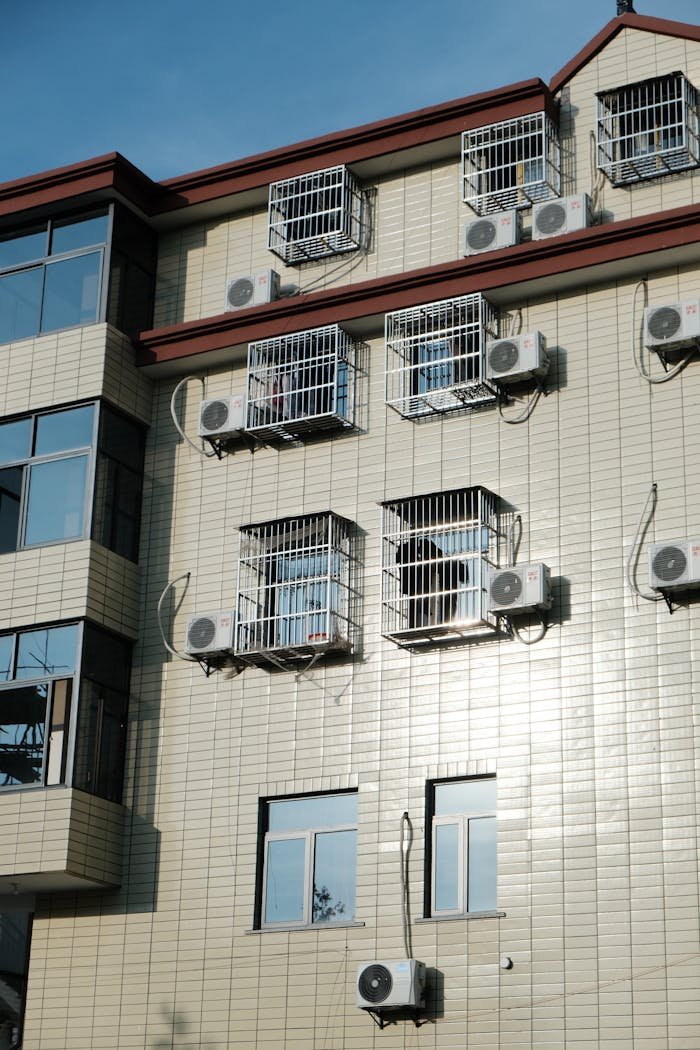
[0,621,131,801]
[596,72,700,185]
[428,777,497,917]
[0,204,156,345]
[268,166,364,264]
[246,324,356,440]
[236,512,353,663]
[385,295,498,417]
[0,402,145,561]
[381,487,507,643]
[462,112,561,215]
[0,910,32,1047]
[258,792,357,928]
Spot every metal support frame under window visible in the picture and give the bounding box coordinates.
[236,511,354,664]
[246,324,356,441]
[268,165,364,264]
[381,487,509,644]
[462,111,561,215]
[596,72,700,185]
[385,294,499,418]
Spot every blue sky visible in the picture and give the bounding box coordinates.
[2,0,699,184]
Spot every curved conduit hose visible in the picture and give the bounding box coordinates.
[625,482,664,603]
[400,812,413,959]
[632,279,697,384]
[157,572,198,661]
[170,376,218,458]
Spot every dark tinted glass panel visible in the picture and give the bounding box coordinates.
[94,456,142,562]
[268,792,357,832]
[24,455,88,545]
[0,466,22,554]
[312,829,356,923]
[16,625,78,681]
[0,418,31,465]
[83,624,131,692]
[0,684,47,785]
[0,268,42,344]
[0,227,47,270]
[264,838,305,923]
[0,635,14,681]
[73,679,127,802]
[41,252,101,333]
[34,405,94,456]
[100,406,145,471]
[50,214,108,256]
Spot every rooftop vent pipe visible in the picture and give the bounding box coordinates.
[616,0,635,13]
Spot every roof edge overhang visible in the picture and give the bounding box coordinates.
[550,13,700,95]
[137,201,700,371]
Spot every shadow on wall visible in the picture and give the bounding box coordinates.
[150,1006,221,1049]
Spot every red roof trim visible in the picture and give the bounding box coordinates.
[550,14,700,95]
[137,202,700,367]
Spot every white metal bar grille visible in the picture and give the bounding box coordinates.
[385,295,498,417]
[596,73,700,185]
[246,324,356,441]
[236,512,352,662]
[381,488,505,643]
[268,165,364,264]
[462,112,561,215]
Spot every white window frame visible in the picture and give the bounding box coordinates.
[431,777,497,918]
[267,165,364,264]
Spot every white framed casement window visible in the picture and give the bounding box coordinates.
[430,777,497,917]
[260,792,358,929]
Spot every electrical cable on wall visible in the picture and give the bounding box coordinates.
[625,482,664,603]
[170,375,218,458]
[589,129,606,220]
[157,572,199,661]
[631,279,697,384]
[400,811,413,960]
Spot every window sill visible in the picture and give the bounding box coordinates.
[415,911,505,923]
[246,921,365,935]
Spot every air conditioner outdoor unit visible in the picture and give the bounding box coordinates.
[489,563,552,613]
[644,301,700,351]
[649,539,700,591]
[199,394,246,439]
[532,194,591,239]
[486,331,548,383]
[224,269,280,312]
[464,210,520,256]
[356,960,426,1010]
[185,611,235,656]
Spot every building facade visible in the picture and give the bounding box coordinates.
[1,10,700,1049]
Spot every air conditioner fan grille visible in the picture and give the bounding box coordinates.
[653,546,687,583]
[201,400,231,433]
[358,964,393,1004]
[489,341,520,375]
[535,202,567,235]
[647,307,682,341]
[491,570,523,606]
[467,220,497,251]
[188,617,217,650]
[227,277,255,308]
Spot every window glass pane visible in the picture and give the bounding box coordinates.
[434,778,496,816]
[50,214,108,256]
[0,467,22,554]
[82,624,131,693]
[73,679,127,802]
[434,822,460,911]
[16,625,78,681]
[0,635,14,681]
[0,268,42,344]
[100,406,145,472]
[34,405,94,456]
[41,252,101,333]
[264,837,306,923]
[0,227,47,270]
[24,455,88,545]
[468,816,497,912]
[0,684,47,786]
[313,829,356,923]
[268,792,357,832]
[0,418,31,465]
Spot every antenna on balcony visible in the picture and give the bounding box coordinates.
[616,0,635,13]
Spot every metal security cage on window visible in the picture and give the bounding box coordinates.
[462,112,561,215]
[246,324,356,441]
[236,512,353,664]
[381,488,508,644]
[268,165,364,264]
[385,294,498,418]
[596,72,700,185]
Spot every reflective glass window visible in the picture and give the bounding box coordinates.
[0,227,47,270]
[51,214,109,256]
[0,467,22,554]
[0,268,43,344]
[34,406,94,456]
[0,419,32,464]
[431,777,497,917]
[15,625,78,681]
[0,684,47,786]
[24,454,88,545]
[41,252,101,333]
